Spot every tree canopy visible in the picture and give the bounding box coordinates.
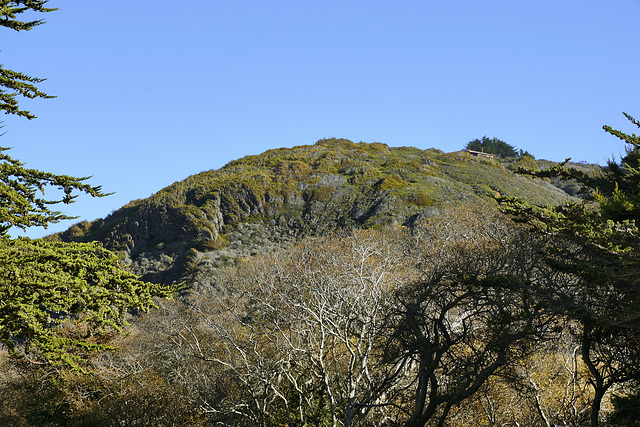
[500,112,640,426]
[1,1,56,119]
[0,237,161,367]
[466,136,534,158]
[0,146,105,235]
[0,1,166,370]
[0,145,167,369]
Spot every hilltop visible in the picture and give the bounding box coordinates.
[51,138,593,285]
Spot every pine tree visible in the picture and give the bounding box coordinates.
[0,2,166,370]
[0,146,168,369]
[1,1,57,119]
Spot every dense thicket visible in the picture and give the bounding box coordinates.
[0,205,601,426]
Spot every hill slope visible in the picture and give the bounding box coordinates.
[52,138,584,284]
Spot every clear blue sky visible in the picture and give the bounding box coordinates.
[3,1,640,238]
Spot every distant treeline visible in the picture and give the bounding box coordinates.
[466,136,535,158]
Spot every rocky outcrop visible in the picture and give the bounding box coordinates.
[53,138,583,285]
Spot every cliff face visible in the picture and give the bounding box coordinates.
[53,138,581,285]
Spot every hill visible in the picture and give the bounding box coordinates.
[51,138,591,285]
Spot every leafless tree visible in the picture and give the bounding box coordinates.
[186,228,412,426]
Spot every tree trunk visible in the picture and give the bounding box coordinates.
[581,328,607,427]
[591,387,605,427]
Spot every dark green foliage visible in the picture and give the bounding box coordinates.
[0,147,165,369]
[1,1,57,119]
[0,1,56,32]
[0,146,105,235]
[532,159,600,196]
[501,112,640,427]
[0,68,54,119]
[0,0,168,372]
[519,148,535,159]
[503,113,640,245]
[466,136,524,158]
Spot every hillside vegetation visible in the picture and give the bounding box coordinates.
[9,128,639,426]
[51,138,583,285]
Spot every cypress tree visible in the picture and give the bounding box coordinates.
[500,113,640,426]
[465,136,521,158]
[1,1,57,119]
[0,2,166,370]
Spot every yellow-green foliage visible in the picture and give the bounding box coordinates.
[507,155,540,172]
[376,174,408,191]
[0,237,166,370]
[53,139,579,282]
